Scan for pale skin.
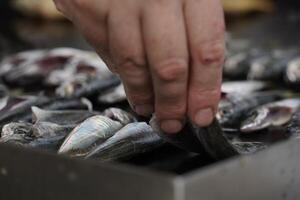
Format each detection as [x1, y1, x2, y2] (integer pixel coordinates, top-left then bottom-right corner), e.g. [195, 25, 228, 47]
[53, 0, 225, 134]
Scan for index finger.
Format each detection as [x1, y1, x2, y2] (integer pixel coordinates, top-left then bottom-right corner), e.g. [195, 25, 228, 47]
[185, 0, 225, 127]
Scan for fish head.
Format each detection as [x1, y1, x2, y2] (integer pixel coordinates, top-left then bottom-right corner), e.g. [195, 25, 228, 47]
[1, 122, 34, 138]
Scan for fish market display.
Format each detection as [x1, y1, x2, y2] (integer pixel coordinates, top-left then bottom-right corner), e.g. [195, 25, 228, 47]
[1, 44, 300, 166]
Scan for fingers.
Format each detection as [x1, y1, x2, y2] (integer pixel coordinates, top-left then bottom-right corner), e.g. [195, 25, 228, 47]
[185, 0, 225, 127]
[108, 1, 154, 116]
[142, 0, 189, 134]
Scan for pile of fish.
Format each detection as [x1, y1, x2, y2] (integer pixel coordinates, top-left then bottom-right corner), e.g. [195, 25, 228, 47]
[0, 45, 300, 164]
[0, 48, 163, 162]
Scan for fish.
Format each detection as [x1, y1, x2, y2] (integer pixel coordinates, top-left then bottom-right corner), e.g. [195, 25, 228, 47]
[248, 49, 298, 81]
[0, 121, 75, 151]
[1, 49, 71, 87]
[0, 50, 46, 78]
[71, 75, 121, 98]
[98, 83, 127, 104]
[285, 108, 300, 139]
[240, 99, 300, 133]
[86, 122, 163, 161]
[150, 116, 238, 160]
[103, 107, 136, 125]
[217, 91, 285, 128]
[285, 57, 300, 88]
[32, 106, 98, 125]
[224, 48, 266, 79]
[221, 80, 270, 94]
[58, 115, 125, 157]
[0, 97, 92, 125]
[232, 142, 267, 154]
[0, 96, 50, 126]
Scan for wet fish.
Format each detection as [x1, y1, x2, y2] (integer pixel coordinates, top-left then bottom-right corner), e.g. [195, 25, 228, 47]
[232, 142, 267, 154]
[2, 49, 71, 87]
[98, 84, 127, 104]
[71, 75, 121, 98]
[221, 81, 269, 94]
[248, 49, 298, 81]
[241, 99, 300, 133]
[285, 57, 300, 87]
[58, 115, 124, 157]
[103, 107, 136, 125]
[217, 91, 285, 128]
[0, 121, 75, 150]
[0, 50, 46, 77]
[224, 49, 265, 79]
[285, 108, 300, 139]
[150, 116, 238, 160]
[86, 122, 163, 161]
[0, 97, 92, 125]
[32, 106, 98, 125]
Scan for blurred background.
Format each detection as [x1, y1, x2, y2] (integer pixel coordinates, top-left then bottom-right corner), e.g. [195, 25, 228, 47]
[0, 0, 300, 58]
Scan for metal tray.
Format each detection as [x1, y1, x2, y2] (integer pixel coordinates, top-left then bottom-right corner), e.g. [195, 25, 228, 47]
[0, 139, 299, 200]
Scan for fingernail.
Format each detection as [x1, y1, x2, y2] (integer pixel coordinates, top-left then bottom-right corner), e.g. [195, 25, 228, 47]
[135, 104, 154, 116]
[195, 108, 214, 127]
[161, 120, 183, 134]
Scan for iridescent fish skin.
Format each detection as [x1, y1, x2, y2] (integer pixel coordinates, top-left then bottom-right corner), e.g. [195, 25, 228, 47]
[241, 99, 300, 133]
[32, 106, 98, 125]
[0, 121, 75, 149]
[58, 115, 124, 157]
[232, 142, 267, 154]
[86, 122, 163, 161]
[221, 81, 269, 94]
[103, 107, 136, 125]
[217, 91, 284, 128]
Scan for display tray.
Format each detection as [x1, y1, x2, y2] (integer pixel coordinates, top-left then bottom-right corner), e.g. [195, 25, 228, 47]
[1, 8, 300, 200]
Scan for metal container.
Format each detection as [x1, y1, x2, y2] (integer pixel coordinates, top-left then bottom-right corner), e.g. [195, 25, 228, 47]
[0, 139, 299, 200]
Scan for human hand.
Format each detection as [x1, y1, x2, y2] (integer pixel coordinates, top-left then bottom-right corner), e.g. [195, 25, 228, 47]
[54, 0, 225, 134]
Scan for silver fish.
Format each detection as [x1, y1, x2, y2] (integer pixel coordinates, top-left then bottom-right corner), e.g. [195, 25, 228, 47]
[86, 122, 163, 161]
[103, 107, 136, 125]
[32, 106, 98, 125]
[98, 84, 126, 104]
[217, 91, 284, 128]
[286, 108, 300, 139]
[58, 115, 124, 157]
[241, 99, 300, 133]
[285, 57, 300, 86]
[224, 49, 265, 79]
[248, 49, 298, 81]
[0, 50, 46, 77]
[221, 81, 269, 94]
[232, 142, 267, 154]
[0, 121, 75, 150]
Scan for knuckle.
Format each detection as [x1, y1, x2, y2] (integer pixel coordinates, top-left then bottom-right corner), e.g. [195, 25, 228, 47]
[117, 57, 147, 79]
[157, 103, 186, 119]
[127, 91, 153, 104]
[189, 87, 221, 107]
[195, 40, 225, 67]
[153, 58, 188, 82]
